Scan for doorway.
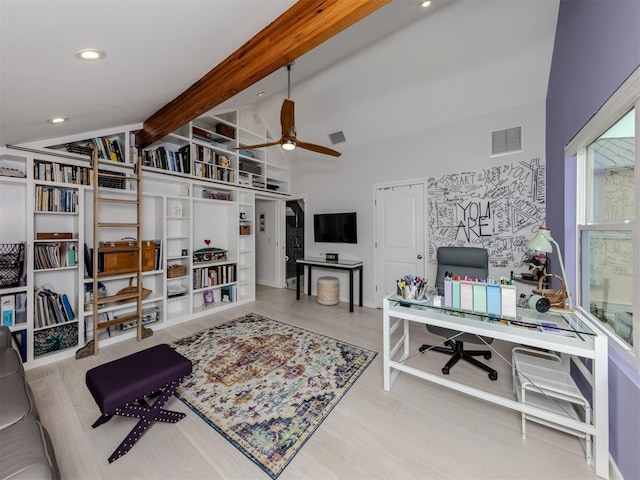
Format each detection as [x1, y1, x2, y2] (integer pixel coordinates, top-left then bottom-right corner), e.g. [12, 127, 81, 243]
[285, 199, 305, 290]
[373, 181, 426, 307]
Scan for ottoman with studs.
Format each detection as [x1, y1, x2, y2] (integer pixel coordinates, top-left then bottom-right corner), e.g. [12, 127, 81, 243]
[85, 344, 192, 463]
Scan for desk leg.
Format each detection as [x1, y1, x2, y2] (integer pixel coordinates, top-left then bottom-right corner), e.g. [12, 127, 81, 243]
[349, 270, 354, 312]
[593, 334, 609, 479]
[359, 266, 363, 307]
[296, 263, 301, 300]
[383, 301, 390, 390]
[307, 266, 312, 296]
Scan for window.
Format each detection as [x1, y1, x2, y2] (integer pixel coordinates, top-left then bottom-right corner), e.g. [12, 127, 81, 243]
[569, 69, 639, 368]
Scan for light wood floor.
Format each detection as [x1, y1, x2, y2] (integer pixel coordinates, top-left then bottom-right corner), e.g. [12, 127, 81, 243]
[26, 285, 598, 480]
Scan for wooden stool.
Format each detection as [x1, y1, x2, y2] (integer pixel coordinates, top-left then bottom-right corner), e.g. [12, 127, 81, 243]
[317, 276, 339, 305]
[85, 344, 192, 463]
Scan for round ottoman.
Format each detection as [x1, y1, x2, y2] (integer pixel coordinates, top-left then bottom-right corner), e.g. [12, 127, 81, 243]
[317, 276, 339, 305]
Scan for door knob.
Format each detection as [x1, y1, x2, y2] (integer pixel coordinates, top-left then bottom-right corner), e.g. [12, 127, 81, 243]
[417, 254, 423, 260]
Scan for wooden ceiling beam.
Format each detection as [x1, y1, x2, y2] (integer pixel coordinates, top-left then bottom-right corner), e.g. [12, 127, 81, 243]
[136, 0, 390, 147]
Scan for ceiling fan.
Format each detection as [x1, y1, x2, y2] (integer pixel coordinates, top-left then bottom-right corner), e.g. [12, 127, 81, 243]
[236, 64, 341, 157]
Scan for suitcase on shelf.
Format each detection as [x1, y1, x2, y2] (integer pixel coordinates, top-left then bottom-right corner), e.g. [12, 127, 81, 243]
[100, 239, 156, 273]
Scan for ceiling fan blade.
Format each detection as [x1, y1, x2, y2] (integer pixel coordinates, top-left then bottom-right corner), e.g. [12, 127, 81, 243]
[234, 140, 281, 150]
[281, 99, 295, 137]
[296, 140, 342, 157]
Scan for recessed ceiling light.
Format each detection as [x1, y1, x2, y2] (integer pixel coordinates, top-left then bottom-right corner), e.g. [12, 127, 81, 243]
[48, 117, 67, 124]
[421, 0, 431, 7]
[75, 48, 106, 61]
[257, 92, 265, 97]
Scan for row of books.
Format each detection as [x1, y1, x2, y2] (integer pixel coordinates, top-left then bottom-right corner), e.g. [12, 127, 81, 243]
[34, 288, 76, 329]
[34, 160, 92, 185]
[140, 145, 191, 174]
[193, 163, 235, 182]
[193, 145, 230, 165]
[87, 137, 126, 163]
[34, 242, 77, 270]
[193, 264, 236, 289]
[34, 186, 79, 212]
[1, 293, 27, 327]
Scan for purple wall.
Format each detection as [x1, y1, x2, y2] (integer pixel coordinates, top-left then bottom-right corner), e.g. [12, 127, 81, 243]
[546, 1, 640, 478]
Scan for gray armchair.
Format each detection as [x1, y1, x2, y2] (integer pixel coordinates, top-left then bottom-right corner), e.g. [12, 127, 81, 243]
[419, 247, 498, 381]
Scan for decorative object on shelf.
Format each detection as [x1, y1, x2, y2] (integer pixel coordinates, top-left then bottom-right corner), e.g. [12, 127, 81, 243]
[527, 227, 573, 310]
[193, 247, 228, 264]
[218, 155, 230, 167]
[117, 278, 151, 302]
[0, 166, 26, 178]
[521, 250, 547, 280]
[167, 264, 187, 278]
[0, 243, 25, 288]
[239, 224, 251, 235]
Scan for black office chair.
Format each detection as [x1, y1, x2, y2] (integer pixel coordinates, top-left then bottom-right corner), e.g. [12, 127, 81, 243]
[419, 247, 498, 381]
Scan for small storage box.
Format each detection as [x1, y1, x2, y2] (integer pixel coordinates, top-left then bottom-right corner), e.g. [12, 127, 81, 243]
[100, 239, 156, 274]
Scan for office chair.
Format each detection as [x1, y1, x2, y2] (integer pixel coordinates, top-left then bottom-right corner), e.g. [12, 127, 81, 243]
[419, 246, 498, 381]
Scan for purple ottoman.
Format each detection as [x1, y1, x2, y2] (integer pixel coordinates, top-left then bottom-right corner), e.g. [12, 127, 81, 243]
[85, 344, 192, 463]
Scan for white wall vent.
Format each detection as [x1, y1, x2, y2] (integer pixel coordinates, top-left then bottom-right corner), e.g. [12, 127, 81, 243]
[491, 126, 522, 156]
[329, 131, 346, 145]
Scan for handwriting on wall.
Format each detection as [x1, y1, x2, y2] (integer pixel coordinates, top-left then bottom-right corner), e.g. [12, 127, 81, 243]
[427, 157, 546, 271]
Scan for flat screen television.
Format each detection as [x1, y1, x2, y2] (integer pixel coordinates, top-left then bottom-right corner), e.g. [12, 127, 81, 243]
[313, 212, 357, 244]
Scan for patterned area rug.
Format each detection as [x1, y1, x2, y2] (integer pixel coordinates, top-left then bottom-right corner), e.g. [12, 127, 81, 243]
[170, 313, 377, 479]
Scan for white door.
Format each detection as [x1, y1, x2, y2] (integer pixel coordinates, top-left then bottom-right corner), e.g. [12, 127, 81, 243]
[374, 182, 426, 307]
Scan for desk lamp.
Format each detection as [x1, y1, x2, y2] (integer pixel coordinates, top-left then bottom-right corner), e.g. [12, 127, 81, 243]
[527, 227, 573, 309]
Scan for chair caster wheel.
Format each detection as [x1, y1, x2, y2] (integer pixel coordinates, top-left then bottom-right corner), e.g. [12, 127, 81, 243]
[483, 352, 492, 360]
[489, 372, 498, 381]
[442, 367, 450, 375]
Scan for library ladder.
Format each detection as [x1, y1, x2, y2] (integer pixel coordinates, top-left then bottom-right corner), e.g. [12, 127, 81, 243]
[89, 148, 145, 355]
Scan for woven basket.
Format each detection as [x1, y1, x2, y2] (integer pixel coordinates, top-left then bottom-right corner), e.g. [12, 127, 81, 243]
[167, 264, 187, 278]
[532, 273, 567, 306]
[117, 278, 151, 301]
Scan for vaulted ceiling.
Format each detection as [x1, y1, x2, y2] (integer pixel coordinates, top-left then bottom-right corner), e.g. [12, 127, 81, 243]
[0, 0, 559, 163]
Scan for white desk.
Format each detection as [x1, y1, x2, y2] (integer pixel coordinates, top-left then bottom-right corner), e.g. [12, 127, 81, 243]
[383, 294, 609, 479]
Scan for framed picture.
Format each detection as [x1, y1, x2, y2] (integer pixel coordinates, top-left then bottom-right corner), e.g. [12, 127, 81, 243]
[203, 290, 214, 306]
[259, 212, 266, 233]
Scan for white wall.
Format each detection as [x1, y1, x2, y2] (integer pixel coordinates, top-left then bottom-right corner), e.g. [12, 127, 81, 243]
[291, 101, 546, 307]
[255, 199, 279, 287]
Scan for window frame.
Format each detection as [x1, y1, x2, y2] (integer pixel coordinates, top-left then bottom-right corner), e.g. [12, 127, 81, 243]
[567, 67, 640, 370]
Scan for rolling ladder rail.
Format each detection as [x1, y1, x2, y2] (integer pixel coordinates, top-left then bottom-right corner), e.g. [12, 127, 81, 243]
[90, 149, 144, 355]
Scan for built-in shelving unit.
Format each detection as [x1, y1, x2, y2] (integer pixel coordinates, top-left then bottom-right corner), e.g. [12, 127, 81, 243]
[1, 105, 289, 367]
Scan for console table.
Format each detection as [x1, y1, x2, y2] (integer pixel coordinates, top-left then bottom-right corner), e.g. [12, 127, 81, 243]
[383, 294, 609, 479]
[296, 258, 363, 312]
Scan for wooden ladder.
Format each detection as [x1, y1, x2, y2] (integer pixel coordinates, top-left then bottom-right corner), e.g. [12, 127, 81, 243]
[89, 148, 145, 355]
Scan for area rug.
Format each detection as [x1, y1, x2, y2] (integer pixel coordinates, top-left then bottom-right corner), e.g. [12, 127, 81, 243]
[170, 313, 377, 479]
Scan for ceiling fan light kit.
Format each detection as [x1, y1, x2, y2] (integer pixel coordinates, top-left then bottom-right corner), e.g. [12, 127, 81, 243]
[235, 64, 341, 157]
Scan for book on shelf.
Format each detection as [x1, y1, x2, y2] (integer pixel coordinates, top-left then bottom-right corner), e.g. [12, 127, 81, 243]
[84, 243, 93, 277]
[1, 294, 15, 327]
[34, 288, 74, 328]
[11, 329, 27, 362]
[14, 293, 27, 325]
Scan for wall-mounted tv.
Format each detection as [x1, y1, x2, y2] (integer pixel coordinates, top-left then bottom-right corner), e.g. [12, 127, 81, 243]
[314, 212, 357, 244]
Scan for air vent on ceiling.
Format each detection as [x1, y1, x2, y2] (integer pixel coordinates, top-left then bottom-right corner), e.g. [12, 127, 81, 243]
[491, 126, 522, 156]
[328, 131, 346, 145]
